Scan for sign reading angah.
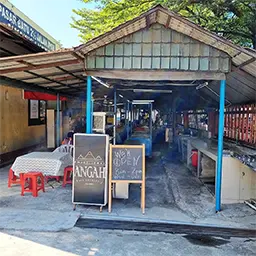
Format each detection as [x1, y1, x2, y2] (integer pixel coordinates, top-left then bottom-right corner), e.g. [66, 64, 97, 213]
[0, 3, 56, 51]
[75, 152, 106, 180]
[72, 134, 109, 206]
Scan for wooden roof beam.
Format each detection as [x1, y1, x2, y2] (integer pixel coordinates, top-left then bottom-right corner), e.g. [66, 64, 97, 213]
[57, 66, 85, 81]
[20, 69, 84, 81]
[0, 48, 74, 62]
[237, 57, 256, 69]
[36, 75, 79, 83]
[145, 15, 151, 29]
[0, 75, 72, 98]
[25, 70, 82, 93]
[165, 16, 171, 28]
[85, 70, 226, 81]
[231, 65, 256, 84]
[25, 70, 76, 89]
[52, 82, 86, 89]
[72, 52, 85, 62]
[17, 60, 36, 68]
[0, 59, 80, 74]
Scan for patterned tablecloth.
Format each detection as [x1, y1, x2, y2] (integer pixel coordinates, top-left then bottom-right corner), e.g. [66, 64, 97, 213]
[11, 152, 73, 176]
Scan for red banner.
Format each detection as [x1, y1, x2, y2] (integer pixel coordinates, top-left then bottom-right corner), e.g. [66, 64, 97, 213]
[24, 91, 67, 101]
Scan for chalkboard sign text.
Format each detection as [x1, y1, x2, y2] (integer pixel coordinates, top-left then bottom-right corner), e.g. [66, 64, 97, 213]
[112, 148, 142, 180]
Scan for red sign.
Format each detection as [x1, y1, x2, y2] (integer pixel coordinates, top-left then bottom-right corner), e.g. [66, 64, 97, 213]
[24, 91, 67, 101]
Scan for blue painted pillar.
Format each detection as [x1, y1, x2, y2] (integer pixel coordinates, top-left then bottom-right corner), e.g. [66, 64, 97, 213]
[124, 100, 127, 139]
[131, 103, 133, 134]
[56, 93, 60, 147]
[149, 103, 152, 140]
[127, 101, 130, 139]
[91, 97, 94, 132]
[113, 87, 117, 145]
[86, 76, 92, 133]
[216, 80, 226, 212]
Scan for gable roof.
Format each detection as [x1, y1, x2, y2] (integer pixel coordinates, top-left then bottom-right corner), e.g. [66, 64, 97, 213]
[0, 5, 255, 106]
[75, 4, 256, 78]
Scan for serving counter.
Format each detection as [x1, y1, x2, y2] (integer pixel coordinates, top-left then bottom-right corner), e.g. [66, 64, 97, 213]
[178, 136, 256, 204]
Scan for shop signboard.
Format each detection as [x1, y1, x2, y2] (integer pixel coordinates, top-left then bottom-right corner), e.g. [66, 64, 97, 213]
[0, 3, 56, 51]
[72, 134, 109, 206]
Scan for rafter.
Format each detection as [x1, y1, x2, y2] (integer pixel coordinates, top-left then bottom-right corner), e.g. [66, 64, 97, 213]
[0, 59, 80, 74]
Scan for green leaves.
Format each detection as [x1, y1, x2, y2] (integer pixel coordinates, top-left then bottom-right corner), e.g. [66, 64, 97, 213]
[71, 0, 256, 48]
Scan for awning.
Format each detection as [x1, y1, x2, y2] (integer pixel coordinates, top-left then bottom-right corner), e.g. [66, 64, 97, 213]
[24, 91, 67, 101]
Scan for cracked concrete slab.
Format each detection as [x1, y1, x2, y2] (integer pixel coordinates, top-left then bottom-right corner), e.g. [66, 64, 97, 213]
[0, 208, 80, 232]
[1, 227, 256, 256]
[0, 146, 255, 231]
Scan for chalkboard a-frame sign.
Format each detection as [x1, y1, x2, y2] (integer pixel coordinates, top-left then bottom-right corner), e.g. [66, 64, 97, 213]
[72, 133, 109, 207]
[109, 144, 146, 214]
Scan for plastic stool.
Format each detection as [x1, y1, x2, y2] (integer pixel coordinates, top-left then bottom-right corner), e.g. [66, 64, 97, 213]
[62, 166, 73, 187]
[8, 169, 21, 187]
[20, 172, 45, 197]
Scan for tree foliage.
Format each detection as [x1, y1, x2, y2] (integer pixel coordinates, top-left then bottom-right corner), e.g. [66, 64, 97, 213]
[71, 0, 256, 48]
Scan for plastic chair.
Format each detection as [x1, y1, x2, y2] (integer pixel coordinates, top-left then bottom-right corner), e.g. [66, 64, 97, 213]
[53, 145, 74, 157]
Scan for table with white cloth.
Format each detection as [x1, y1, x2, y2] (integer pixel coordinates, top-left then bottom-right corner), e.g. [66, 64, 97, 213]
[11, 152, 73, 177]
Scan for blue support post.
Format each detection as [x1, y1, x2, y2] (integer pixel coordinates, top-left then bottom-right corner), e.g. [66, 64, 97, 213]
[124, 100, 127, 139]
[91, 98, 94, 132]
[131, 103, 133, 134]
[56, 93, 60, 147]
[216, 80, 226, 212]
[127, 101, 130, 139]
[113, 87, 117, 145]
[86, 76, 92, 133]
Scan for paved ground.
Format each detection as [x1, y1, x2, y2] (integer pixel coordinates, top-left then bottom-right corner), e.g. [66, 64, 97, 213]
[0, 146, 255, 230]
[1, 227, 256, 256]
[1, 147, 255, 255]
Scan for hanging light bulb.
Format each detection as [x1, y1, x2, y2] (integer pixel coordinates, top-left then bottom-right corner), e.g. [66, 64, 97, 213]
[103, 95, 108, 105]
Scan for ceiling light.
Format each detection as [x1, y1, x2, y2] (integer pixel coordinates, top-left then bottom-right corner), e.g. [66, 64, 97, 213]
[119, 94, 124, 98]
[132, 100, 154, 104]
[133, 89, 172, 93]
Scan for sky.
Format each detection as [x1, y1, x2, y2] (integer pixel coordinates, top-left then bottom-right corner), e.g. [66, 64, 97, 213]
[8, 0, 96, 48]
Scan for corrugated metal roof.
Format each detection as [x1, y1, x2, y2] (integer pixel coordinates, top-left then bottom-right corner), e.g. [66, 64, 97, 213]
[0, 49, 86, 96]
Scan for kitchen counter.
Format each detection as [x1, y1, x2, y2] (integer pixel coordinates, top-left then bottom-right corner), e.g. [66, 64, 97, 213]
[190, 138, 218, 161]
[177, 136, 256, 204]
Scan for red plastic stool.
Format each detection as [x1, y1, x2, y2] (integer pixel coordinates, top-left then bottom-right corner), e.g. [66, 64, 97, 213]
[8, 169, 21, 188]
[62, 166, 73, 187]
[20, 172, 45, 197]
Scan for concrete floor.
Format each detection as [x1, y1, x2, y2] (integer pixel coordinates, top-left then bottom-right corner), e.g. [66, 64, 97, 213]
[1, 147, 256, 255]
[0, 147, 255, 232]
[1, 227, 255, 256]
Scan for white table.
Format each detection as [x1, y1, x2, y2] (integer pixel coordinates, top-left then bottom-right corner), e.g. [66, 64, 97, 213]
[11, 152, 73, 177]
